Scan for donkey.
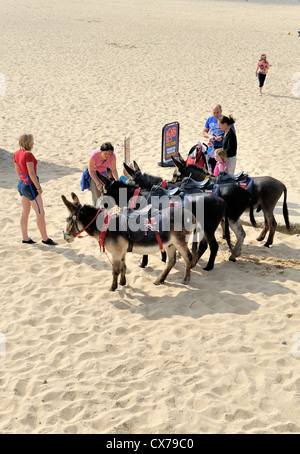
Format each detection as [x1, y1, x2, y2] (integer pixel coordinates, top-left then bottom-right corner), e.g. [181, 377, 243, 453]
[172, 152, 290, 248]
[97, 169, 232, 271]
[123, 161, 255, 261]
[62, 193, 196, 291]
[123, 161, 179, 191]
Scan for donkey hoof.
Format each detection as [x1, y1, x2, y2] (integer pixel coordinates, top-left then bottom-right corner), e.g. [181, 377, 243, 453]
[120, 279, 126, 286]
[229, 255, 236, 262]
[264, 243, 270, 248]
[110, 287, 117, 292]
[203, 265, 213, 271]
[154, 279, 163, 285]
[182, 277, 190, 285]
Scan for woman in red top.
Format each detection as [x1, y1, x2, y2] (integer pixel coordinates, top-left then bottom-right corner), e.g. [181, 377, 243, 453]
[14, 134, 57, 245]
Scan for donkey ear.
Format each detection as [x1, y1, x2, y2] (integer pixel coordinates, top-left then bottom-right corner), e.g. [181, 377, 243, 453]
[96, 170, 110, 186]
[123, 163, 135, 177]
[61, 195, 77, 214]
[71, 192, 80, 205]
[171, 155, 185, 170]
[177, 152, 186, 164]
[106, 168, 115, 180]
[133, 161, 140, 172]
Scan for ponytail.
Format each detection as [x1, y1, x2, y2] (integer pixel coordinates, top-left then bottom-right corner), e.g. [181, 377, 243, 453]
[219, 115, 235, 126]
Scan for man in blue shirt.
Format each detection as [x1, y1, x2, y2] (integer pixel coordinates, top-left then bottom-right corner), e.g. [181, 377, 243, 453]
[202, 104, 235, 171]
[202, 104, 225, 148]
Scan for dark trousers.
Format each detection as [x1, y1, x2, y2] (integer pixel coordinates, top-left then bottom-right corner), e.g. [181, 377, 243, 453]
[258, 73, 266, 87]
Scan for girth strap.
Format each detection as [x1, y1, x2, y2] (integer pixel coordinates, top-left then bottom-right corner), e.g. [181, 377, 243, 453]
[146, 217, 163, 251]
[98, 211, 112, 252]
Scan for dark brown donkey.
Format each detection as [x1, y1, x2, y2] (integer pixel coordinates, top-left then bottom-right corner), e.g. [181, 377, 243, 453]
[172, 152, 290, 248]
[62, 193, 196, 291]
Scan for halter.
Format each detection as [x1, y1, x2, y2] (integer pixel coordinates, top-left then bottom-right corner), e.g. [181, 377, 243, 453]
[63, 205, 101, 241]
[63, 205, 114, 264]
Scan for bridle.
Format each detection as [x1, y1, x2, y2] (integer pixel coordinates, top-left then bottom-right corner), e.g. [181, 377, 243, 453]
[63, 205, 101, 241]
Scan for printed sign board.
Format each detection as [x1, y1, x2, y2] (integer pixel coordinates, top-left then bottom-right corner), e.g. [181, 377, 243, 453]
[158, 121, 179, 167]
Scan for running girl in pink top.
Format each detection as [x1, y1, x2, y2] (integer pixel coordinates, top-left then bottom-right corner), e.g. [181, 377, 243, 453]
[256, 53, 270, 96]
[88, 142, 119, 206]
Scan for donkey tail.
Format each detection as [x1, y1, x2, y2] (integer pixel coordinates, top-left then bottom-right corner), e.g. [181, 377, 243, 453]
[249, 198, 257, 228]
[282, 185, 291, 231]
[224, 205, 232, 252]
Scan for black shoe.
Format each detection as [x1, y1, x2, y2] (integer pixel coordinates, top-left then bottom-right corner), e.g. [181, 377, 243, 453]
[42, 238, 57, 245]
[22, 238, 36, 244]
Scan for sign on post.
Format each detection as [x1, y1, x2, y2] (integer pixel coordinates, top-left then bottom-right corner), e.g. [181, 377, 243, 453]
[158, 121, 179, 167]
[124, 136, 130, 164]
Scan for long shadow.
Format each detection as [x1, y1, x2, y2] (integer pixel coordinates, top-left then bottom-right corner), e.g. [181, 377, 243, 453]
[266, 94, 300, 101]
[29, 233, 299, 320]
[0, 148, 82, 189]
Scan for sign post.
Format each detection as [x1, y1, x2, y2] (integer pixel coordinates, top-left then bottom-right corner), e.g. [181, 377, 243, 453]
[124, 136, 130, 164]
[158, 121, 179, 167]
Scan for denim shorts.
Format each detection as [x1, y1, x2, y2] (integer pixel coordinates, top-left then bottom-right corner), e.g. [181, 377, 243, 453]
[18, 178, 39, 201]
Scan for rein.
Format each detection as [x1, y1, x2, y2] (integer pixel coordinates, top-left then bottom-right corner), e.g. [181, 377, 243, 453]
[73, 207, 101, 239]
[68, 205, 114, 266]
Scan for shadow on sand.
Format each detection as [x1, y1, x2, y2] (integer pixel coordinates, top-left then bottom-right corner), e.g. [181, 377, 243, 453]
[0, 148, 82, 189]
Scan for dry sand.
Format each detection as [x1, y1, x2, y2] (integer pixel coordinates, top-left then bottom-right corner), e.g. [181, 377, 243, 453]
[1, 0, 300, 434]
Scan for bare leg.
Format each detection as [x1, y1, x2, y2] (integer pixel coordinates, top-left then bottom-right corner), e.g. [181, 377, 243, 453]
[89, 179, 102, 207]
[20, 196, 31, 241]
[30, 195, 48, 241]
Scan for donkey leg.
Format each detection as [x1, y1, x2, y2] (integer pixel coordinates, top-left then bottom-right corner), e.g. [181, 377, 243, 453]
[197, 238, 208, 261]
[256, 214, 269, 242]
[264, 214, 277, 247]
[139, 255, 148, 268]
[228, 220, 246, 261]
[220, 219, 226, 239]
[110, 258, 124, 291]
[176, 245, 192, 284]
[191, 240, 199, 268]
[154, 245, 176, 285]
[110, 263, 120, 291]
[203, 236, 218, 271]
[119, 255, 127, 286]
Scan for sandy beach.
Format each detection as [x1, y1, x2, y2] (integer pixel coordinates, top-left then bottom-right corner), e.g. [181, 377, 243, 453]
[1, 0, 300, 434]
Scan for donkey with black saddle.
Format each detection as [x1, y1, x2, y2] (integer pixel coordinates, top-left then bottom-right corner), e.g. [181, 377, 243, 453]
[62, 193, 196, 291]
[172, 152, 290, 248]
[124, 160, 255, 261]
[97, 169, 232, 271]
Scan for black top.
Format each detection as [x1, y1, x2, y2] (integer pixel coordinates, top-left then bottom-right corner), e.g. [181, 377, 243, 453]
[223, 129, 237, 158]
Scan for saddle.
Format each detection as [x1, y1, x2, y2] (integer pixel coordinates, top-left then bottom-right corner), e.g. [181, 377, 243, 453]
[216, 171, 248, 184]
[179, 176, 213, 193]
[118, 205, 161, 245]
[150, 184, 182, 198]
